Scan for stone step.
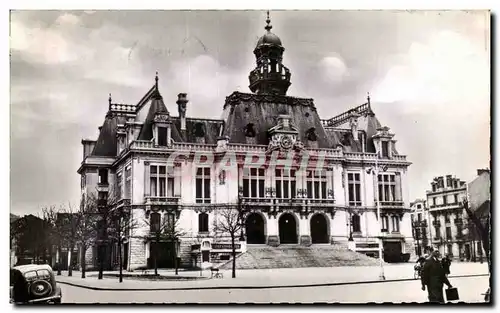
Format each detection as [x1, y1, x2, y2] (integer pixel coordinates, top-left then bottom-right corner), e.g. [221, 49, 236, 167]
[219, 244, 381, 270]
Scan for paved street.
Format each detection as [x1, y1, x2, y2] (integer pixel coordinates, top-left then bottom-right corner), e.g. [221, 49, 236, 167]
[56, 262, 489, 290]
[60, 275, 489, 303]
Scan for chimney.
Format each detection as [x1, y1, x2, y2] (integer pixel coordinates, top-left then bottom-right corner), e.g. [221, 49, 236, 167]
[477, 169, 490, 176]
[177, 93, 188, 131]
[349, 112, 360, 141]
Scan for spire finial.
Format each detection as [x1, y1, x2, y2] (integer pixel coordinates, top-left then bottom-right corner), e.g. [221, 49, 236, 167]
[108, 93, 112, 104]
[367, 92, 371, 105]
[155, 71, 159, 88]
[265, 10, 272, 31]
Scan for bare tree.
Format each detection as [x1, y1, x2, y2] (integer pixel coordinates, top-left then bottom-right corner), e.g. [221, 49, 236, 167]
[42, 206, 67, 275]
[76, 194, 100, 279]
[143, 212, 185, 276]
[462, 199, 490, 263]
[57, 204, 81, 277]
[108, 207, 138, 283]
[212, 205, 244, 278]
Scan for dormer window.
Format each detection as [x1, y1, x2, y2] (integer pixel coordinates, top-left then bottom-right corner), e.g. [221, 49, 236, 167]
[245, 123, 256, 137]
[306, 127, 317, 141]
[381, 141, 389, 158]
[194, 123, 205, 138]
[157, 127, 168, 146]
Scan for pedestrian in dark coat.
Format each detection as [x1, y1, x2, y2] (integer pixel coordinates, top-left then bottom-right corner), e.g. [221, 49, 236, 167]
[441, 255, 451, 276]
[421, 249, 453, 303]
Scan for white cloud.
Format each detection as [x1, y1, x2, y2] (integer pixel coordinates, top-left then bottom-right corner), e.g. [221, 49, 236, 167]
[373, 30, 489, 117]
[318, 55, 348, 84]
[10, 20, 80, 64]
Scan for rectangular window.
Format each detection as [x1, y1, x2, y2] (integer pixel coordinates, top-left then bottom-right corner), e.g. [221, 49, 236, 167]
[446, 227, 452, 240]
[417, 213, 422, 222]
[378, 174, 396, 202]
[306, 170, 327, 199]
[98, 169, 108, 185]
[443, 196, 447, 205]
[435, 227, 440, 239]
[391, 216, 400, 232]
[381, 216, 389, 232]
[116, 172, 122, 199]
[157, 127, 168, 146]
[432, 197, 436, 206]
[348, 173, 361, 206]
[124, 166, 132, 199]
[445, 213, 450, 223]
[243, 168, 266, 198]
[381, 141, 389, 158]
[150, 165, 175, 198]
[275, 169, 296, 199]
[196, 168, 211, 203]
[454, 194, 458, 204]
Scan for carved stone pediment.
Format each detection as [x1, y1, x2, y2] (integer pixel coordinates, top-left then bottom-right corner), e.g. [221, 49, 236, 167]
[267, 115, 304, 153]
[154, 113, 170, 123]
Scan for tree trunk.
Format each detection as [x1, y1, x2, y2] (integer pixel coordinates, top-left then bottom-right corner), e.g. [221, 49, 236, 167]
[118, 236, 123, 283]
[81, 245, 87, 279]
[154, 234, 159, 276]
[56, 244, 62, 275]
[68, 245, 74, 277]
[98, 244, 104, 280]
[231, 234, 236, 278]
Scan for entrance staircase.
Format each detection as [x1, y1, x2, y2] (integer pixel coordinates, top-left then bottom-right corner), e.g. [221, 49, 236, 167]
[219, 243, 381, 270]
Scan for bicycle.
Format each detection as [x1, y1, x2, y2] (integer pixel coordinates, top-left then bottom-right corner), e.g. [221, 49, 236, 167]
[414, 264, 422, 280]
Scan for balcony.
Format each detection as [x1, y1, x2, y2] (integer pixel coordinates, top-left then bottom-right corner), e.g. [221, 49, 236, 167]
[241, 197, 272, 206]
[145, 196, 180, 206]
[377, 201, 404, 208]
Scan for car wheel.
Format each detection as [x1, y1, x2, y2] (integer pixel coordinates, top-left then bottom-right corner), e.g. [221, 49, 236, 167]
[30, 280, 52, 298]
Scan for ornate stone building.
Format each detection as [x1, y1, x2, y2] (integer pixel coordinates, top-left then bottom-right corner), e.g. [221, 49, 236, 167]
[426, 175, 468, 259]
[78, 13, 413, 271]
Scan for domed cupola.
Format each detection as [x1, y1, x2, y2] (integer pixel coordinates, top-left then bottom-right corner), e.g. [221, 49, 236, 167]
[249, 11, 291, 96]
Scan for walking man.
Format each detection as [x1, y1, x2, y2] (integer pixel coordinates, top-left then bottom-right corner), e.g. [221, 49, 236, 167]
[421, 247, 453, 303]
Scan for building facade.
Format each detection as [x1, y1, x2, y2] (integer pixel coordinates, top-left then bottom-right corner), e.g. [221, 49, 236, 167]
[426, 175, 468, 259]
[78, 14, 413, 271]
[409, 199, 429, 256]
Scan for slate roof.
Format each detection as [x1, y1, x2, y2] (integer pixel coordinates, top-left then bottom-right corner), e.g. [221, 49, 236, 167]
[91, 114, 127, 157]
[170, 117, 223, 144]
[221, 92, 331, 148]
[137, 91, 170, 141]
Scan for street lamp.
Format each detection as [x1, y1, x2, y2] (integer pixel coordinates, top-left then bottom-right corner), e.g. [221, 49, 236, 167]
[366, 158, 388, 281]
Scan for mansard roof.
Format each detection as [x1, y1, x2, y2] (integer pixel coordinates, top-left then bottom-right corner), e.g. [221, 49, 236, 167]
[91, 114, 127, 157]
[221, 92, 331, 148]
[170, 117, 223, 144]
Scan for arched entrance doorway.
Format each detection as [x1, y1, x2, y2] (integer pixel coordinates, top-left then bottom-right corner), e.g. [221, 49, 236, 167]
[310, 214, 329, 244]
[279, 213, 298, 244]
[245, 213, 266, 244]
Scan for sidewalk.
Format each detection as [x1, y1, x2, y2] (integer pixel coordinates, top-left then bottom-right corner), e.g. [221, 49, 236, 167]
[56, 262, 490, 291]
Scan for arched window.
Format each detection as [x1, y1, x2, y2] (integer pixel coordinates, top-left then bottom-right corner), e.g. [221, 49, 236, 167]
[150, 212, 161, 233]
[306, 127, 317, 141]
[194, 123, 205, 138]
[352, 214, 361, 233]
[198, 213, 209, 233]
[245, 123, 256, 137]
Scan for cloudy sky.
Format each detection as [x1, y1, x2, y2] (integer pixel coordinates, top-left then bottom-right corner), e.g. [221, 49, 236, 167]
[10, 10, 490, 215]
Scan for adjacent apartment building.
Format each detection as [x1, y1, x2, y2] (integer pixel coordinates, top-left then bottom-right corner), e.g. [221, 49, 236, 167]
[426, 175, 468, 259]
[78, 13, 413, 271]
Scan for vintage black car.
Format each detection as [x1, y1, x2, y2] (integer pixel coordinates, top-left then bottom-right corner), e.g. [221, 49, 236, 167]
[10, 264, 62, 304]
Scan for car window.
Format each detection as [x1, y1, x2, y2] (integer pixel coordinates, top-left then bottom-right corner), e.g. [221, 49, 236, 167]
[24, 271, 37, 279]
[37, 269, 50, 277]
